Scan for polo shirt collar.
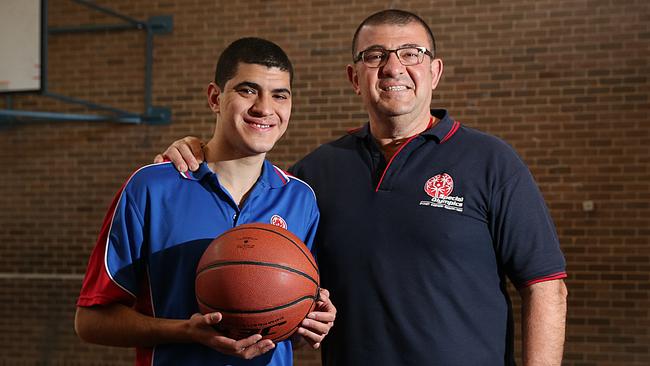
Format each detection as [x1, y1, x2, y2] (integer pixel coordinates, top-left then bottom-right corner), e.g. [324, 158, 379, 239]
[180, 160, 287, 189]
[348, 109, 455, 143]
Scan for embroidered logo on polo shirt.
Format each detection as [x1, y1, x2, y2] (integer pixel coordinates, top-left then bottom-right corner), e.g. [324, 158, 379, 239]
[420, 173, 465, 212]
[425, 173, 454, 197]
[270, 214, 288, 229]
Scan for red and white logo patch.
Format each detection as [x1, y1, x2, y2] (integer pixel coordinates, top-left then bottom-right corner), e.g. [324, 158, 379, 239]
[270, 214, 287, 229]
[424, 173, 454, 198]
[420, 173, 464, 212]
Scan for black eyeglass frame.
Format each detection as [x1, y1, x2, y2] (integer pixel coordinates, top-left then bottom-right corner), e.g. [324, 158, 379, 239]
[353, 46, 434, 67]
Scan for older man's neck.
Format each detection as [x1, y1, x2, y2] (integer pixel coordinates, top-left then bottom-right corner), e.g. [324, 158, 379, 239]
[370, 114, 436, 160]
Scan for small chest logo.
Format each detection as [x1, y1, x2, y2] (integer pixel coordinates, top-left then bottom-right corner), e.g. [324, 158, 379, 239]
[420, 173, 465, 212]
[270, 214, 287, 229]
[424, 173, 454, 198]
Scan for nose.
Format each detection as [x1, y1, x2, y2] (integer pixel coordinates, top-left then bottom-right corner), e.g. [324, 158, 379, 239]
[380, 51, 405, 77]
[249, 94, 273, 117]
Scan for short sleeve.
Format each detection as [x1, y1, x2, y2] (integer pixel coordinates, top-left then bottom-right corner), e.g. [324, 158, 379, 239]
[77, 182, 145, 307]
[302, 200, 320, 253]
[489, 167, 567, 288]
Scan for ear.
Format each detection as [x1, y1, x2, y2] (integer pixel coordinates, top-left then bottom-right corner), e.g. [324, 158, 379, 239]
[430, 58, 444, 90]
[207, 83, 222, 113]
[346, 64, 362, 95]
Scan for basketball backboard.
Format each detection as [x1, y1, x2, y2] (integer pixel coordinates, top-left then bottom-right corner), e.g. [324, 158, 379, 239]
[0, 0, 43, 93]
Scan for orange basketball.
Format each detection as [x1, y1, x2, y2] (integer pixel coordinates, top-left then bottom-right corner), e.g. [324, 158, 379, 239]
[195, 223, 320, 342]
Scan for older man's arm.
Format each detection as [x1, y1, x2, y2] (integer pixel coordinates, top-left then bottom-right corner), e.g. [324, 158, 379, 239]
[519, 279, 568, 366]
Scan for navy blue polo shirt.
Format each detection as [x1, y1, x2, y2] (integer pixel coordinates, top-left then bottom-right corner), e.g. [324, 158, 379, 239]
[78, 160, 319, 366]
[291, 109, 566, 366]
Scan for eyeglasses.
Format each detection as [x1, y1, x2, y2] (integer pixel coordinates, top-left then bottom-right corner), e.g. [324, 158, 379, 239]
[353, 46, 434, 68]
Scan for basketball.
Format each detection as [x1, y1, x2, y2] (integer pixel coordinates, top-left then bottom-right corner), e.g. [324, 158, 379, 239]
[195, 223, 320, 342]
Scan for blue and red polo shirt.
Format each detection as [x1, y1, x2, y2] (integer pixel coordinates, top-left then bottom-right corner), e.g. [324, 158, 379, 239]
[291, 109, 566, 366]
[77, 160, 319, 366]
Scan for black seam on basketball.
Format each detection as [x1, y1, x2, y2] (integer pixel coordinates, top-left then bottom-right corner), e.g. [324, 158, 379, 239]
[216, 226, 319, 273]
[197, 295, 316, 314]
[197, 261, 318, 286]
[272, 299, 318, 342]
[270, 323, 300, 342]
[269, 297, 316, 341]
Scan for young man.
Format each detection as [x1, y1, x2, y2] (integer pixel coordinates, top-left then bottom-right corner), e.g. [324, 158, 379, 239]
[75, 37, 335, 366]
[158, 9, 568, 366]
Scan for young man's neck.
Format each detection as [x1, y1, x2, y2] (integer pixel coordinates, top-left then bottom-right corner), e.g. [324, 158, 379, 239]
[202, 139, 265, 207]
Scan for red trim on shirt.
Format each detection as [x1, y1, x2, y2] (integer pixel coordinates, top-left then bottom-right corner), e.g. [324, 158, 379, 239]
[375, 117, 434, 192]
[273, 167, 288, 184]
[374, 117, 433, 192]
[367, 118, 461, 191]
[77, 184, 136, 307]
[440, 121, 460, 143]
[521, 272, 567, 288]
[347, 126, 364, 134]
[375, 134, 419, 192]
[136, 348, 153, 366]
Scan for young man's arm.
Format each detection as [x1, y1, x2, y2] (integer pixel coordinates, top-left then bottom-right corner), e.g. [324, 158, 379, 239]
[519, 279, 568, 366]
[75, 304, 275, 359]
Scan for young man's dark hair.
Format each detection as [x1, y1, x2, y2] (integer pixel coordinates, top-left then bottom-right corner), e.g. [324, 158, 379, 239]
[215, 37, 294, 89]
[351, 9, 437, 57]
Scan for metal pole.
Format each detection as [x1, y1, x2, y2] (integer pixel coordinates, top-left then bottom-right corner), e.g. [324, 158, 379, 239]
[70, 0, 144, 28]
[43, 91, 140, 118]
[0, 109, 141, 123]
[49, 24, 139, 34]
[144, 25, 153, 115]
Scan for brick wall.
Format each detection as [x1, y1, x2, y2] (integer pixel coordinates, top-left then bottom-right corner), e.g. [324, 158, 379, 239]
[0, 0, 648, 365]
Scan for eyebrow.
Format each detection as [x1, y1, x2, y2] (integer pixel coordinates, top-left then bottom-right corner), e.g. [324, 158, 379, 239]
[362, 43, 423, 50]
[233, 81, 291, 95]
